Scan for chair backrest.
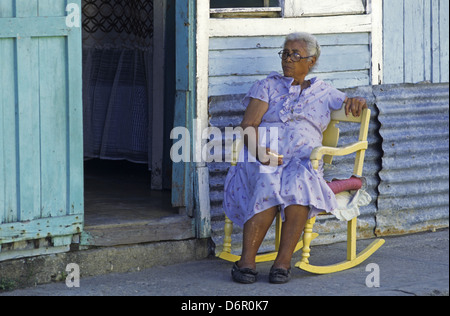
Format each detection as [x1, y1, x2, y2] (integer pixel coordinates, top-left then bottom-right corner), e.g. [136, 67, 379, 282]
[323, 107, 371, 175]
[231, 107, 371, 174]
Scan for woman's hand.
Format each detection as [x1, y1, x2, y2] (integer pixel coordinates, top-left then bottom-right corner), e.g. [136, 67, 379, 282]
[344, 97, 368, 117]
[258, 147, 284, 166]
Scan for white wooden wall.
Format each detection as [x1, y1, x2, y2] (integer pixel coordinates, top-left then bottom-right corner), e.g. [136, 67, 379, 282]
[209, 33, 372, 96]
[205, 1, 382, 97]
[383, 0, 449, 84]
[205, 0, 449, 96]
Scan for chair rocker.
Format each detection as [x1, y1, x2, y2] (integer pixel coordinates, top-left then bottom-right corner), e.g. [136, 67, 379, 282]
[218, 107, 385, 274]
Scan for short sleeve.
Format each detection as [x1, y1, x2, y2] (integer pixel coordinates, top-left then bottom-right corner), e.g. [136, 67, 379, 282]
[327, 86, 347, 111]
[242, 79, 270, 107]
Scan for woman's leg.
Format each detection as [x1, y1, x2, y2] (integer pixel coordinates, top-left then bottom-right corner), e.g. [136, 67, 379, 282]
[238, 206, 278, 270]
[273, 205, 309, 270]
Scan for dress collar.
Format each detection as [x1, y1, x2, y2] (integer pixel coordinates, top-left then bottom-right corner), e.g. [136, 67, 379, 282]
[268, 71, 318, 91]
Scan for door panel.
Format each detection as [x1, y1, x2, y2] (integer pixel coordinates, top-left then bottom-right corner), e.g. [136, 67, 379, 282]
[0, 0, 83, 259]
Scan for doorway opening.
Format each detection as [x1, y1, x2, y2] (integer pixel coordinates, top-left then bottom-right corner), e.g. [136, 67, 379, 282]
[83, 159, 176, 227]
[81, 0, 181, 245]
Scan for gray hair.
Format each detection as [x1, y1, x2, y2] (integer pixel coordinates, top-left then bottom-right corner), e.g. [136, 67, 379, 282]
[284, 32, 321, 61]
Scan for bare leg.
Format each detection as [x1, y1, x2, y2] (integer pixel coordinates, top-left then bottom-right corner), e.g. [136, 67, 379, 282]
[273, 205, 309, 270]
[238, 206, 278, 270]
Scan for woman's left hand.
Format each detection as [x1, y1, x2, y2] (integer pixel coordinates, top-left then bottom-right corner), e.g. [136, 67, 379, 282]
[344, 97, 368, 117]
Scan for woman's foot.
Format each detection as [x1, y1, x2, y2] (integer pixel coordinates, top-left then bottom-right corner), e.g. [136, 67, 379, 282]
[231, 261, 258, 284]
[269, 265, 291, 284]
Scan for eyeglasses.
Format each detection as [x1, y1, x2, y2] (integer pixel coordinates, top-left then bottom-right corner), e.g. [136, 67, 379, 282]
[278, 50, 314, 62]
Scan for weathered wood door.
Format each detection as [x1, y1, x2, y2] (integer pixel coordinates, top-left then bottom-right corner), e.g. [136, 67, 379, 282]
[0, 0, 83, 260]
[172, 0, 196, 215]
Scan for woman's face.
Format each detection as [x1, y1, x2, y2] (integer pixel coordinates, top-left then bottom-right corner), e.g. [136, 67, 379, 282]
[281, 40, 316, 84]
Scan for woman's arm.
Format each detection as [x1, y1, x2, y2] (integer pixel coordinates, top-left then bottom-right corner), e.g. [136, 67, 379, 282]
[240, 98, 283, 166]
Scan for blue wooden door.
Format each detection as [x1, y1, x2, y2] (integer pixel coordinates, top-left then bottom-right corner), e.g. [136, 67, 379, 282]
[0, 0, 83, 260]
[172, 0, 196, 215]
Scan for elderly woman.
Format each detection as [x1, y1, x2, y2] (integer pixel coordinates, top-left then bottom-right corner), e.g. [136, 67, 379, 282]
[223, 32, 367, 284]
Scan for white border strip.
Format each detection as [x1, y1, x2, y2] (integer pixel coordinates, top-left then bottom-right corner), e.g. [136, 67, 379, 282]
[370, 0, 383, 85]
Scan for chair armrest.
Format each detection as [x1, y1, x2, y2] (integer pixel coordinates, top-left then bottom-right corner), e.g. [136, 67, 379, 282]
[310, 141, 368, 170]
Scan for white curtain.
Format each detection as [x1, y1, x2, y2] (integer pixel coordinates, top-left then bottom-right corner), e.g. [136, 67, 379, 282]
[82, 0, 154, 164]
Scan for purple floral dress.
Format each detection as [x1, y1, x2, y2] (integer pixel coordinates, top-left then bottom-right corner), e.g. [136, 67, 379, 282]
[223, 72, 347, 227]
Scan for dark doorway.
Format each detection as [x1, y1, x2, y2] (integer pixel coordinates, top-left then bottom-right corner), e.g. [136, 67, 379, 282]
[81, 0, 180, 244]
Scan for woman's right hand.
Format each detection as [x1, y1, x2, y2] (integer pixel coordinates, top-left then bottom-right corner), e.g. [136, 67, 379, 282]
[257, 147, 283, 166]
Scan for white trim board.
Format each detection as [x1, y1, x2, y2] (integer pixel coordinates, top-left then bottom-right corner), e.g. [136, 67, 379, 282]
[210, 14, 372, 37]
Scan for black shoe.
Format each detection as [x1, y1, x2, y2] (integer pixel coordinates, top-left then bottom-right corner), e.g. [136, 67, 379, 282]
[231, 261, 258, 284]
[269, 266, 291, 284]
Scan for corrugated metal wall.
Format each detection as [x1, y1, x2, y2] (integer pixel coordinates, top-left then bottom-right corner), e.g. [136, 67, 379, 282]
[208, 83, 449, 255]
[375, 83, 449, 235]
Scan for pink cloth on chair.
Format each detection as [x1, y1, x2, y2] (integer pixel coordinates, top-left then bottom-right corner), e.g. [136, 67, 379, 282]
[327, 177, 363, 194]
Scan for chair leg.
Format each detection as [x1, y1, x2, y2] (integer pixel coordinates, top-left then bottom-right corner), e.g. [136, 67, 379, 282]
[301, 216, 316, 264]
[219, 213, 319, 263]
[275, 212, 282, 252]
[347, 217, 357, 261]
[296, 215, 385, 274]
[223, 216, 233, 254]
[218, 216, 243, 262]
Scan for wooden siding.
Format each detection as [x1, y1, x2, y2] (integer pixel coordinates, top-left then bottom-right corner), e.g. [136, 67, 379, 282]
[209, 33, 371, 96]
[0, 0, 83, 258]
[383, 0, 449, 84]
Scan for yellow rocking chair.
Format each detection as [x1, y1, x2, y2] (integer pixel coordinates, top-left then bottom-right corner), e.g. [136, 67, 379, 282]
[218, 107, 385, 274]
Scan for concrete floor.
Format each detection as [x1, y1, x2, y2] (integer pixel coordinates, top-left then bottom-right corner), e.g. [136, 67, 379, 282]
[3, 229, 448, 296]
